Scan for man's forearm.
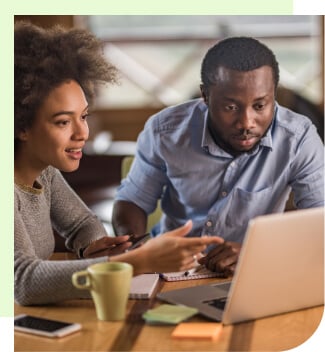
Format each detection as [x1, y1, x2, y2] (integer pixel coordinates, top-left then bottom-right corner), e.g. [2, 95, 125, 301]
[112, 200, 147, 236]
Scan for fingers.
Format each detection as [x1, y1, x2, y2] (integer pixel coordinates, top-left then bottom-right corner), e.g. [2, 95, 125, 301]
[206, 252, 237, 273]
[200, 236, 225, 246]
[176, 235, 224, 253]
[83, 235, 130, 257]
[197, 256, 206, 265]
[200, 241, 241, 277]
[84, 242, 133, 258]
[164, 220, 193, 238]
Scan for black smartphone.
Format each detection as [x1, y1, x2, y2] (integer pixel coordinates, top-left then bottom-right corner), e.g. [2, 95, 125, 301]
[129, 233, 151, 250]
[14, 314, 82, 338]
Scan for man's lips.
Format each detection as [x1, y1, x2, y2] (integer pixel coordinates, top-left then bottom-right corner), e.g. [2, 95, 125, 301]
[232, 133, 259, 140]
[231, 134, 259, 147]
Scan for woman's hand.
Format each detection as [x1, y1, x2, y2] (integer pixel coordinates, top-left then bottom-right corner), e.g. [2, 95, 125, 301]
[110, 220, 224, 275]
[82, 235, 132, 258]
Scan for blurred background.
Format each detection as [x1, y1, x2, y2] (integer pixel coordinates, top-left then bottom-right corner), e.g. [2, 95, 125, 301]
[15, 15, 324, 240]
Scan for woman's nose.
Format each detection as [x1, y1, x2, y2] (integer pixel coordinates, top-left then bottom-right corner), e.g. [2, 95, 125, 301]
[72, 121, 89, 141]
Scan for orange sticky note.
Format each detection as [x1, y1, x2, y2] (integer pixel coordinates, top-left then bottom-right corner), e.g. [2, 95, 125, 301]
[171, 322, 222, 340]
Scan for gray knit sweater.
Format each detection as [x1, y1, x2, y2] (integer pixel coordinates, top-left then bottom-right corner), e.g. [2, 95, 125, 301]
[14, 166, 108, 305]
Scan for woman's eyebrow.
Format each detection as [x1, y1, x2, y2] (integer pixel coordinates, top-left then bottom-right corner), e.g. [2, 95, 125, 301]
[51, 110, 74, 118]
[51, 105, 89, 118]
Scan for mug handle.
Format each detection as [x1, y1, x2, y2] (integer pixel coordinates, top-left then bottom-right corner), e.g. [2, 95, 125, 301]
[72, 270, 92, 289]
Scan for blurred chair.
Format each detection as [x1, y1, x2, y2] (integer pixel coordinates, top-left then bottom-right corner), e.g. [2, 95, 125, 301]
[121, 156, 162, 233]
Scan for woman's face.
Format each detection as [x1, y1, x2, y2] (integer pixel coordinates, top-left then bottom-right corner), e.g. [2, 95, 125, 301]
[18, 80, 90, 173]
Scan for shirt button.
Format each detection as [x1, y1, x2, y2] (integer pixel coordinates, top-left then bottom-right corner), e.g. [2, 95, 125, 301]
[206, 220, 213, 227]
[221, 191, 227, 197]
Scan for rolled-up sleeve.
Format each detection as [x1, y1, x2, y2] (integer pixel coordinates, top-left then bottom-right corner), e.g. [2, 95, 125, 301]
[116, 117, 168, 214]
[289, 123, 324, 208]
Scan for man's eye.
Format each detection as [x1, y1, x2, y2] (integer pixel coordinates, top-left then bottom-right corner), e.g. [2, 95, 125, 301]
[225, 105, 238, 111]
[255, 104, 265, 110]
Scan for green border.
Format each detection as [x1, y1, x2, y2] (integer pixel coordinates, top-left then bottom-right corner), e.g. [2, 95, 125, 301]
[10, 1, 293, 15]
[0, 10, 14, 317]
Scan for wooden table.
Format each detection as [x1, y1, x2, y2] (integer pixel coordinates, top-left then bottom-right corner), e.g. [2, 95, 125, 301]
[14, 254, 323, 351]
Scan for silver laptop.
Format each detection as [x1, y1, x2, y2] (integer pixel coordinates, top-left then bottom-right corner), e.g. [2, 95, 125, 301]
[158, 207, 324, 325]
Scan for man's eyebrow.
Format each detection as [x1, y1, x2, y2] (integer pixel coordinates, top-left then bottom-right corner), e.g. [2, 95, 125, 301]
[222, 95, 269, 102]
[253, 94, 269, 101]
[221, 97, 238, 103]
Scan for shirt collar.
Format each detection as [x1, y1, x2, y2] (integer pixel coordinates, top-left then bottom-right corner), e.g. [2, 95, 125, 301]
[259, 103, 278, 150]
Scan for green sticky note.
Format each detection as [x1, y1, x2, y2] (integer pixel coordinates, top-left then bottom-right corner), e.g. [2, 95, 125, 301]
[143, 304, 198, 324]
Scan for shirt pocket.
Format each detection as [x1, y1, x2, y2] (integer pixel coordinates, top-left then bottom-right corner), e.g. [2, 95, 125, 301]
[225, 186, 273, 227]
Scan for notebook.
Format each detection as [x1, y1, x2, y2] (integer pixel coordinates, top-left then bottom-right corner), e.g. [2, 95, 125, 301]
[129, 273, 160, 299]
[158, 207, 324, 325]
[160, 265, 219, 282]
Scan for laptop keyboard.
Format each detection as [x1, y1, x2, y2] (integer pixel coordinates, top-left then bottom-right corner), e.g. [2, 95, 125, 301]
[203, 282, 232, 310]
[204, 297, 227, 310]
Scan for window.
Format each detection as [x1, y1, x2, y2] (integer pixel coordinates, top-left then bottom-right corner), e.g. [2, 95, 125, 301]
[76, 15, 322, 109]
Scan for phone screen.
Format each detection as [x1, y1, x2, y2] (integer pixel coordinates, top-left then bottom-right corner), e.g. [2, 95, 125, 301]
[15, 315, 72, 332]
[129, 233, 150, 250]
[14, 315, 81, 337]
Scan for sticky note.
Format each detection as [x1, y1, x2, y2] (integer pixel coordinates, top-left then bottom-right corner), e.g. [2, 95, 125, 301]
[171, 322, 222, 340]
[142, 304, 198, 324]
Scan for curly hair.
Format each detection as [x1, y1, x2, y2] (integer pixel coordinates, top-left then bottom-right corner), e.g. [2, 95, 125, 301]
[15, 21, 117, 143]
[201, 36, 279, 90]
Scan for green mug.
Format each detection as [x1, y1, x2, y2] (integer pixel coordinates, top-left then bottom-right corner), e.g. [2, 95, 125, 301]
[72, 262, 133, 321]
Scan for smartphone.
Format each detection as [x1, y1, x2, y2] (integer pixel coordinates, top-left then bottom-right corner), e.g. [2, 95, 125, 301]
[129, 233, 151, 250]
[14, 314, 82, 338]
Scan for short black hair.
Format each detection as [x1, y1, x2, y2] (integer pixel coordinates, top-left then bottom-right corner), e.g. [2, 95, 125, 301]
[15, 21, 117, 143]
[201, 37, 279, 89]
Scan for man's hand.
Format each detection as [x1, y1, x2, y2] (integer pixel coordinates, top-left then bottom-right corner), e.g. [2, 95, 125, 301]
[198, 241, 242, 277]
[82, 236, 132, 258]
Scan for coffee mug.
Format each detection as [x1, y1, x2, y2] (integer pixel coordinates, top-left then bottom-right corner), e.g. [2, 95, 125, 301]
[72, 262, 133, 321]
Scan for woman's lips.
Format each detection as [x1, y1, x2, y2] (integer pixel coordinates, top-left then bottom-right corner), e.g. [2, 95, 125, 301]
[65, 148, 83, 160]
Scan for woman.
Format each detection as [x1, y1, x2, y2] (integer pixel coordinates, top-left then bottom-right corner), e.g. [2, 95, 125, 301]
[14, 22, 222, 305]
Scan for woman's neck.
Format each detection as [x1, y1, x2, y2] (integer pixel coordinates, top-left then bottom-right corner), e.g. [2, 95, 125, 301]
[14, 156, 42, 188]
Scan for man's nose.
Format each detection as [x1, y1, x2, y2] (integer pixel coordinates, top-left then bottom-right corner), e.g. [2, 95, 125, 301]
[235, 108, 256, 130]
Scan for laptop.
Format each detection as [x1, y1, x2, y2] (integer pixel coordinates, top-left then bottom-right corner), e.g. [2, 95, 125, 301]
[158, 207, 324, 325]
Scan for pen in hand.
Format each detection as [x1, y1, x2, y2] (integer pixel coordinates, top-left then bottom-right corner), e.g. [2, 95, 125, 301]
[184, 264, 205, 276]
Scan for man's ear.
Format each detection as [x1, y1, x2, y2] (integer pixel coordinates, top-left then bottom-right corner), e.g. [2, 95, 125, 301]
[200, 84, 208, 105]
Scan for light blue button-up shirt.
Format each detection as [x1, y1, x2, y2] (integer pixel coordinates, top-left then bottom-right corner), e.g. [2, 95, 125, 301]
[116, 99, 324, 243]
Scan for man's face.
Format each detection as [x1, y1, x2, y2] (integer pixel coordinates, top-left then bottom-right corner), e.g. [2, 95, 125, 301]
[201, 66, 276, 156]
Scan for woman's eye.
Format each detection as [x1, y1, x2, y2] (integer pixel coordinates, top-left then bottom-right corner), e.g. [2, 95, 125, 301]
[56, 120, 69, 126]
[81, 113, 91, 121]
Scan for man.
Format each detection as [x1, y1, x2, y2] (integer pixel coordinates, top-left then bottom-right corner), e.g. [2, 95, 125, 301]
[112, 37, 324, 276]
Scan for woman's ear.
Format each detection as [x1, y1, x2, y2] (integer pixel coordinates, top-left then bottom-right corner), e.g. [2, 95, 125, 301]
[200, 84, 209, 105]
[18, 129, 29, 141]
